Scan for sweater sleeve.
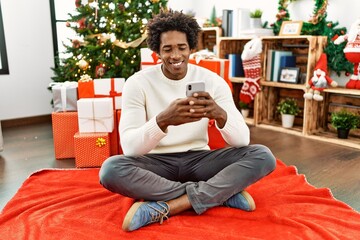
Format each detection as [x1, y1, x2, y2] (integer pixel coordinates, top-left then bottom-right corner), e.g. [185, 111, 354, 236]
[119, 76, 166, 156]
[213, 75, 250, 147]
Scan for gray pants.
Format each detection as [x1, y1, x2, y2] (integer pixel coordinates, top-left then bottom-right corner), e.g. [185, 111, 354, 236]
[99, 144, 276, 214]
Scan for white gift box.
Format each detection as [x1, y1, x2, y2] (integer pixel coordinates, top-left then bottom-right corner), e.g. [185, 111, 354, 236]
[140, 48, 161, 69]
[50, 81, 78, 112]
[93, 78, 125, 109]
[77, 98, 114, 133]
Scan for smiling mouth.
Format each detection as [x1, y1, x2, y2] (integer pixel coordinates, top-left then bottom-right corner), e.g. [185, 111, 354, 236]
[171, 61, 183, 67]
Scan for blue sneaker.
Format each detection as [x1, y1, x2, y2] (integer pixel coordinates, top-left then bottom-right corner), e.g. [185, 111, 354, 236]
[223, 190, 256, 211]
[122, 201, 170, 232]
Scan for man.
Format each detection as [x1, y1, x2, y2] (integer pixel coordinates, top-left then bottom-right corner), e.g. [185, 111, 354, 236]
[99, 9, 276, 232]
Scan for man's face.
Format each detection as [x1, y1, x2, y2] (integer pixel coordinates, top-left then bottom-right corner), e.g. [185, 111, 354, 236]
[158, 31, 191, 80]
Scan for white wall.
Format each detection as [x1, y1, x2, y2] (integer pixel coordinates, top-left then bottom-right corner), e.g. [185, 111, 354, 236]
[0, 0, 54, 120]
[0, 0, 359, 120]
[169, 0, 357, 31]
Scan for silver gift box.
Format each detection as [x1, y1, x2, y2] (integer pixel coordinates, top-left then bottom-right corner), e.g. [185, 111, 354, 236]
[51, 82, 78, 112]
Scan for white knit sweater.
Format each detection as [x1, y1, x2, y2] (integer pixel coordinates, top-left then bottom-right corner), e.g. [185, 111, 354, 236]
[119, 63, 249, 156]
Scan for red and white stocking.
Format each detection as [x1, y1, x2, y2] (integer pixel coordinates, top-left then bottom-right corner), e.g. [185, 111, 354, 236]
[240, 55, 261, 104]
[342, 32, 360, 89]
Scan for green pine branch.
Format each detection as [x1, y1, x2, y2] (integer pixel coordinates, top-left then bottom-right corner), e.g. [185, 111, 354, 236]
[52, 0, 168, 83]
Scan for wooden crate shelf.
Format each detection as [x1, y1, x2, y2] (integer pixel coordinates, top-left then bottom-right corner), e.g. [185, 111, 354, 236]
[221, 36, 360, 150]
[260, 81, 306, 90]
[197, 27, 222, 53]
[308, 131, 360, 150]
[324, 87, 360, 96]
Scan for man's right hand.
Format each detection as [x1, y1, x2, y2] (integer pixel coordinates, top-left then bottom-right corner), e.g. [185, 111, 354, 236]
[156, 95, 207, 132]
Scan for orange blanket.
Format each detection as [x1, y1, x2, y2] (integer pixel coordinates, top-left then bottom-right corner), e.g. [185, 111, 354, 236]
[1, 160, 359, 239]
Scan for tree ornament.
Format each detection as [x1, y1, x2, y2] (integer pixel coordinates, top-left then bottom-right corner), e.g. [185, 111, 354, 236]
[118, 3, 125, 11]
[115, 58, 121, 66]
[87, 22, 95, 30]
[78, 59, 89, 71]
[78, 18, 86, 29]
[72, 39, 81, 48]
[96, 64, 106, 78]
[150, 0, 160, 3]
[75, 0, 81, 7]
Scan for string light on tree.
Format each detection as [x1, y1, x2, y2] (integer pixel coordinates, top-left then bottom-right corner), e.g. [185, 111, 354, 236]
[51, 0, 168, 83]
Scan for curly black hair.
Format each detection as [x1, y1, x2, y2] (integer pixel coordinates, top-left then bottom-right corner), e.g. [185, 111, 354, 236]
[146, 9, 201, 53]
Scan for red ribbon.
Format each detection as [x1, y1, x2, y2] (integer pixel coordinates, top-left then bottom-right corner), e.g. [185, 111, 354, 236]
[94, 78, 122, 109]
[151, 51, 159, 63]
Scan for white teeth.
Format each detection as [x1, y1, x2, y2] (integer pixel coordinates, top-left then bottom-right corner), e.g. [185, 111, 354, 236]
[173, 62, 182, 66]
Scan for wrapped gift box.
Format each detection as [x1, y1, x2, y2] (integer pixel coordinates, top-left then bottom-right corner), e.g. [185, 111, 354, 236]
[189, 58, 232, 91]
[94, 78, 124, 109]
[77, 98, 114, 133]
[52, 112, 79, 159]
[78, 78, 124, 109]
[50, 82, 78, 112]
[74, 132, 110, 168]
[208, 119, 226, 150]
[140, 48, 161, 69]
[109, 110, 119, 156]
[78, 81, 94, 99]
[116, 109, 123, 154]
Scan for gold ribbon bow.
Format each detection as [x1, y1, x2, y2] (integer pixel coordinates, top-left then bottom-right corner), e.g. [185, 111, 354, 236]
[96, 137, 106, 147]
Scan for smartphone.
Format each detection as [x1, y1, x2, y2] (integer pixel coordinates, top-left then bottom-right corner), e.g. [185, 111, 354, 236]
[186, 81, 205, 97]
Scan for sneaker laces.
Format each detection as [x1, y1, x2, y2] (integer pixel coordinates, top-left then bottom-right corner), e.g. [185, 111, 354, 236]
[147, 202, 170, 224]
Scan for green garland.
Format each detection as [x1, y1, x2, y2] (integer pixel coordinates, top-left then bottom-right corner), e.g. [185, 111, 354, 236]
[273, 0, 353, 75]
[273, 0, 328, 35]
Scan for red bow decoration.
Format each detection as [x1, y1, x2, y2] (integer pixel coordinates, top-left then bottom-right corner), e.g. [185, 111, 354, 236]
[94, 78, 122, 109]
[151, 51, 159, 63]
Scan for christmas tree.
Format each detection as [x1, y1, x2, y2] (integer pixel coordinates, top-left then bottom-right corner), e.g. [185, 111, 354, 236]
[51, 0, 168, 83]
